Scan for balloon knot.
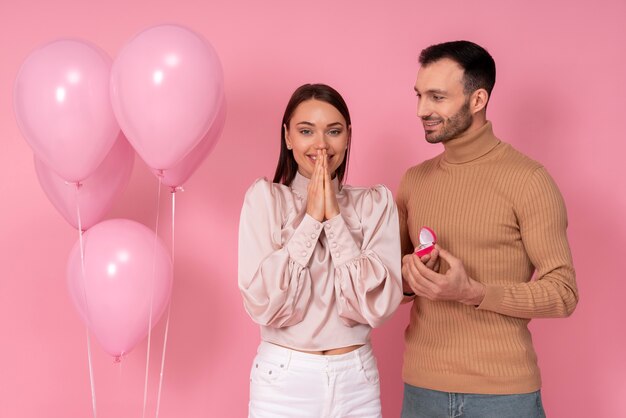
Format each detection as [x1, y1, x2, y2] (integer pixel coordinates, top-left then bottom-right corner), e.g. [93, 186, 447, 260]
[64, 181, 83, 189]
[170, 186, 184, 193]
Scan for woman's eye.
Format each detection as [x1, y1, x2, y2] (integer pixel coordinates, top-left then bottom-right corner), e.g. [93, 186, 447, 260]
[328, 129, 341, 136]
[299, 129, 312, 135]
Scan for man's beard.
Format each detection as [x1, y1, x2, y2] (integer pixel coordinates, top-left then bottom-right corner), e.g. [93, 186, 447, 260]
[424, 99, 473, 144]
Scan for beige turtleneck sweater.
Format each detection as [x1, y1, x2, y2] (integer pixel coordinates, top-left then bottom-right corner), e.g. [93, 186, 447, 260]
[397, 121, 578, 394]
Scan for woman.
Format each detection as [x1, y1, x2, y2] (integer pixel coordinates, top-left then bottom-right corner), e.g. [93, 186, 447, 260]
[238, 83, 402, 417]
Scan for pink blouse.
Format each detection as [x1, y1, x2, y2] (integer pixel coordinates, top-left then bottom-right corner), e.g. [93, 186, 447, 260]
[238, 172, 402, 351]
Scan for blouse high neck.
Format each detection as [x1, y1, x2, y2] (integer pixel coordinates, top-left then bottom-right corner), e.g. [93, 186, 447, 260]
[290, 171, 340, 198]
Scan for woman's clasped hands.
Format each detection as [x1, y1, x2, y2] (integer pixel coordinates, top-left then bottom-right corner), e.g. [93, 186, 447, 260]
[306, 149, 340, 222]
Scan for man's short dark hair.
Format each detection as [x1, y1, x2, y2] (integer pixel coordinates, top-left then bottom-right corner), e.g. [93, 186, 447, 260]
[419, 40, 496, 98]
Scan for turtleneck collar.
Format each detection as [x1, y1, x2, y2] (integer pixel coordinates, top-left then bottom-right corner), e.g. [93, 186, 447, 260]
[442, 121, 501, 164]
[290, 171, 340, 199]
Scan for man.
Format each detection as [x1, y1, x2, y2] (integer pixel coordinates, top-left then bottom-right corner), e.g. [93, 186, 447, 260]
[397, 40, 578, 418]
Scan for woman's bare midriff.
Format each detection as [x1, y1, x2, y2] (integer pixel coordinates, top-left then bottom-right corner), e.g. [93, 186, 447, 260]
[274, 343, 363, 355]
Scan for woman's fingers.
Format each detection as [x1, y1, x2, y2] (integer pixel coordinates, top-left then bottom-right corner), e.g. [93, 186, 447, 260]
[306, 149, 325, 221]
[322, 149, 340, 219]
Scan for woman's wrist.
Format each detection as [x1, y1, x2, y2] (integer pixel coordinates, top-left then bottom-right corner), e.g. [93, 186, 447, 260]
[325, 208, 340, 220]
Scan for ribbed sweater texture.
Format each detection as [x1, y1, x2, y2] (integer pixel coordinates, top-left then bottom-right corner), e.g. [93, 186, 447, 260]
[397, 121, 578, 394]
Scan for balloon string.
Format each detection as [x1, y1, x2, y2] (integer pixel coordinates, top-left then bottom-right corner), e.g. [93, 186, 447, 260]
[142, 175, 162, 418]
[117, 359, 123, 411]
[75, 183, 97, 418]
[155, 190, 176, 418]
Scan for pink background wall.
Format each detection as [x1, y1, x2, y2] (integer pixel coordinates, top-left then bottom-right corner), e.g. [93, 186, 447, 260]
[1, 1, 624, 417]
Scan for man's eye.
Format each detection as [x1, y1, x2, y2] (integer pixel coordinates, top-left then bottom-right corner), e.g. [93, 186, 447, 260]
[433, 95, 444, 101]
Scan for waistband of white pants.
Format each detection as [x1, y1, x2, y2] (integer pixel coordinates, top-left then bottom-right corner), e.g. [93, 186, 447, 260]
[257, 341, 374, 371]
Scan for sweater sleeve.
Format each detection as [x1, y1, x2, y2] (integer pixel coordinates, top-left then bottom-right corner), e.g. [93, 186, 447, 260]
[238, 178, 319, 327]
[331, 185, 403, 327]
[478, 168, 579, 318]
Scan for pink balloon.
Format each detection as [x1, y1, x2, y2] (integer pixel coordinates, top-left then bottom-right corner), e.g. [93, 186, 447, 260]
[111, 24, 225, 171]
[153, 92, 226, 188]
[34, 134, 134, 230]
[67, 219, 173, 358]
[14, 39, 120, 182]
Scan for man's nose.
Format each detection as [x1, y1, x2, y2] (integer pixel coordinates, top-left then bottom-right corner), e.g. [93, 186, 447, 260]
[417, 98, 431, 118]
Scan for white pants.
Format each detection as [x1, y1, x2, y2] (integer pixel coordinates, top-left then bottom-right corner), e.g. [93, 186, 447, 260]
[249, 341, 382, 418]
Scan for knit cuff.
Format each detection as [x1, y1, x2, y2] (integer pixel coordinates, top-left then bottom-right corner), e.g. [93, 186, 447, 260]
[476, 284, 504, 311]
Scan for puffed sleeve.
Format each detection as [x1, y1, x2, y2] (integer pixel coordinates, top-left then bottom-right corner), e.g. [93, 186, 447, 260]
[330, 185, 403, 327]
[238, 178, 321, 327]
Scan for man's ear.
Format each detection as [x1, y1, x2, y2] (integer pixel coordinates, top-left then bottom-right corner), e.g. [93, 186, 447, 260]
[470, 89, 489, 114]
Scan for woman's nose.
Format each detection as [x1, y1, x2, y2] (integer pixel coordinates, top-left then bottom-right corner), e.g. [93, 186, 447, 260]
[314, 135, 329, 149]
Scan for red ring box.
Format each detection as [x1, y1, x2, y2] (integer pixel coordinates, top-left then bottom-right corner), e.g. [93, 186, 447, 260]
[415, 226, 437, 257]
